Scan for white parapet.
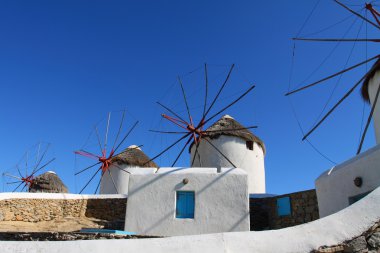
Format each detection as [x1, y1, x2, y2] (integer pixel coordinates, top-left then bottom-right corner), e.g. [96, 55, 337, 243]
[1, 186, 380, 253]
[124, 167, 250, 236]
[315, 144, 380, 217]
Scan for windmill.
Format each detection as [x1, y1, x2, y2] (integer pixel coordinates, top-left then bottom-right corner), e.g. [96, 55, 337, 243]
[147, 63, 258, 169]
[286, 0, 380, 156]
[74, 110, 139, 194]
[2, 142, 55, 192]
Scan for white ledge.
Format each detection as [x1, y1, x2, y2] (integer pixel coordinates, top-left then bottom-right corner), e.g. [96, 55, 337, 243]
[1, 187, 379, 253]
[0, 192, 127, 200]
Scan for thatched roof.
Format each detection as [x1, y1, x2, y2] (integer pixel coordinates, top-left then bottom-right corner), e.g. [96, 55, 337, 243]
[190, 115, 266, 154]
[111, 145, 158, 168]
[362, 58, 380, 102]
[29, 171, 68, 193]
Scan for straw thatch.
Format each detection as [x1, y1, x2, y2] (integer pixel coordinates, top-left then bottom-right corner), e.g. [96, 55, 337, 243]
[190, 115, 266, 154]
[362, 58, 380, 102]
[111, 145, 158, 168]
[29, 171, 68, 193]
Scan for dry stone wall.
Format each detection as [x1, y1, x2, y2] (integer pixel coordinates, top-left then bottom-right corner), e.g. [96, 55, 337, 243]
[0, 197, 127, 230]
[250, 189, 319, 230]
[313, 221, 380, 253]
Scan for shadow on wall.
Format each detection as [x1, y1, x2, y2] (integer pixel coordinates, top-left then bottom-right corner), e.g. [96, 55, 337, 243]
[85, 198, 127, 230]
[127, 168, 188, 198]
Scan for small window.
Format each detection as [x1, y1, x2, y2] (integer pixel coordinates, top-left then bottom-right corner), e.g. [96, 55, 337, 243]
[176, 191, 195, 219]
[348, 191, 372, 205]
[277, 196, 291, 216]
[246, 141, 253, 150]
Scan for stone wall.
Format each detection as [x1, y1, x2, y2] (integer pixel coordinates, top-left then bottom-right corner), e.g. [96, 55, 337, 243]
[250, 189, 319, 230]
[0, 196, 127, 230]
[313, 221, 380, 253]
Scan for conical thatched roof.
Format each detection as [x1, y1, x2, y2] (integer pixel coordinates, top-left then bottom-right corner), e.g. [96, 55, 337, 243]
[111, 145, 158, 168]
[362, 58, 380, 102]
[190, 115, 266, 154]
[29, 171, 68, 193]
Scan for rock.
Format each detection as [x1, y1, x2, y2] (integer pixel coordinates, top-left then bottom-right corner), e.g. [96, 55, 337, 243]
[15, 215, 23, 221]
[367, 232, 380, 248]
[347, 236, 367, 252]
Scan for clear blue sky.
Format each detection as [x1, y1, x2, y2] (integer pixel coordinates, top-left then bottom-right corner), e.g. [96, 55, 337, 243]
[0, 0, 378, 194]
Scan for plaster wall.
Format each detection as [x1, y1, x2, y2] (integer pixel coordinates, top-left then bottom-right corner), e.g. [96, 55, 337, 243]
[2, 187, 380, 253]
[367, 70, 380, 144]
[100, 166, 156, 194]
[315, 144, 380, 217]
[190, 135, 265, 194]
[124, 167, 250, 236]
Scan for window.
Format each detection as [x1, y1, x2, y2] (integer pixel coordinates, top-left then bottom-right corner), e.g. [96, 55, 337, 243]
[246, 141, 253, 150]
[176, 191, 195, 219]
[277, 196, 291, 216]
[348, 191, 372, 205]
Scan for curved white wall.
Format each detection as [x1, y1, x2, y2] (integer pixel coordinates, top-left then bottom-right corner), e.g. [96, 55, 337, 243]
[2, 187, 379, 253]
[100, 166, 157, 194]
[315, 143, 380, 217]
[367, 70, 380, 144]
[190, 135, 265, 193]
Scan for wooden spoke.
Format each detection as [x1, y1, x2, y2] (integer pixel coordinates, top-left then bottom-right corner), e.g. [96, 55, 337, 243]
[171, 136, 193, 167]
[112, 109, 126, 151]
[292, 38, 380, 43]
[178, 76, 192, 123]
[108, 170, 119, 194]
[335, 0, 380, 30]
[149, 130, 188, 134]
[286, 55, 380, 96]
[12, 182, 23, 193]
[203, 138, 237, 168]
[204, 84, 256, 126]
[157, 102, 187, 123]
[31, 158, 56, 176]
[79, 167, 101, 194]
[75, 162, 101, 176]
[203, 63, 209, 119]
[94, 171, 104, 195]
[114, 120, 139, 153]
[302, 73, 368, 140]
[357, 83, 380, 154]
[204, 64, 235, 118]
[144, 133, 191, 165]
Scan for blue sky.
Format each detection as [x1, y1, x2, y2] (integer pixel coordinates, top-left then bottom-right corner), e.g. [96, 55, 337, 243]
[0, 0, 378, 194]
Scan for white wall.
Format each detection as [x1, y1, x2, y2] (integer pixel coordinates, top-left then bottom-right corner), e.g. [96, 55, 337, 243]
[124, 167, 249, 236]
[100, 166, 157, 194]
[315, 144, 380, 217]
[2, 186, 380, 253]
[0, 192, 127, 200]
[367, 70, 380, 144]
[190, 135, 265, 194]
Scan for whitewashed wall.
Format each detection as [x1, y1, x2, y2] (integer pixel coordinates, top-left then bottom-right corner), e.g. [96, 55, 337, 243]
[190, 135, 265, 194]
[315, 144, 380, 217]
[367, 70, 380, 144]
[100, 166, 156, 194]
[2, 187, 380, 253]
[124, 167, 249, 236]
